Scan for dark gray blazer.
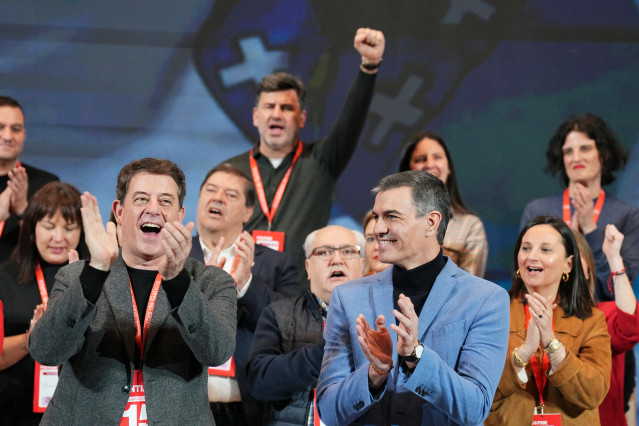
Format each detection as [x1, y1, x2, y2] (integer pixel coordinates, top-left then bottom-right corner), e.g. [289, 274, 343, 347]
[29, 254, 236, 425]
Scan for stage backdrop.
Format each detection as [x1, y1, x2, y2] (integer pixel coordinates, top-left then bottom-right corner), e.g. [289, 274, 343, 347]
[2, 0, 639, 287]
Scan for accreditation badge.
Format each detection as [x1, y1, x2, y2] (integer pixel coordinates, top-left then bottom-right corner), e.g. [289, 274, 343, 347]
[121, 370, 147, 426]
[208, 356, 236, 377]
[252, 230, 285, 252]
[33, 362, 58, 412]
[532, 406, 562, 426]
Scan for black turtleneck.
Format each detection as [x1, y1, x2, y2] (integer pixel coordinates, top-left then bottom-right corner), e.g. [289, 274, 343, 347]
[392, 249, 446, 317]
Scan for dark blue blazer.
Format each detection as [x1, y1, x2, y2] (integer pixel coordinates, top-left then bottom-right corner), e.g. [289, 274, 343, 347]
[190, 237, 301, 423]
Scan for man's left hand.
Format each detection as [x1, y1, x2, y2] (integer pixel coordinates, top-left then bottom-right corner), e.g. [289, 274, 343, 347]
[354, 28, 385, 68]
[159, 221, 195, 280]
[0, 187, 12, 223]
[7, 165, 28, 217]
[233, 231, 255, 290]
[391, 294, 420, 362]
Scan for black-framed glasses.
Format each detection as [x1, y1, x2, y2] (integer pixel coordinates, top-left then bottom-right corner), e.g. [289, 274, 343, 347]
[309, 245, 361, 260]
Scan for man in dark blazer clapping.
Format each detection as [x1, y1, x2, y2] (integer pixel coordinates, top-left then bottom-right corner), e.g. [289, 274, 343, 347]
[191, 163, 300, 426]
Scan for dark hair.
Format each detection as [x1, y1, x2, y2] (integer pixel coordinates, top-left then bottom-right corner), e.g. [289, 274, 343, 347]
[398, 131, 471, 215]
[255, 72, 306, 110]
[572, 229, 596, 294]
[372, 171, 453, 245]
[0, 95, 22, 110]
[200, 163, 255, 207]
[545, 113, 628, 186]
[10, 182, 89, 283]
[510, 215, 594, 319]
[116, 158, 186, 207]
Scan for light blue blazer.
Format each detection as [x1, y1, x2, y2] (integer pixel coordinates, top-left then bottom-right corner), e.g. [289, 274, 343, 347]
[317, 260, 510, 425]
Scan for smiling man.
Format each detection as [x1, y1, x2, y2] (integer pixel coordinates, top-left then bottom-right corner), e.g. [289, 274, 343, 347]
[316, 171, 510, 426]
[0, 96, 59, 262]
[29, 158, 237, 425]
[190, 163, 300, 426]
[222, 28, 385, 288]
[246, 225, 364, 425]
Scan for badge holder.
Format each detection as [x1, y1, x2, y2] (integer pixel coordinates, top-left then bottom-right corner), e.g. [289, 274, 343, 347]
[252, 230, 285, 252]
[33, 362, 58, 412]
[121, 370, 147, 426]
[532, 405, 562, 425]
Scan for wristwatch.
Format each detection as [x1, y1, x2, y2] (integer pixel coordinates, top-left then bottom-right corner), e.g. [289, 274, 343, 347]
[543, 338, 562, 354]
[403, 342, 424, 363]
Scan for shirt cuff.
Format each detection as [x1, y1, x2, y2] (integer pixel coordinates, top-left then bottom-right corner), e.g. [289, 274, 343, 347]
[80, 263, 109, 304]
[237, 274, 252, 298]
[516, 366, 528, 384]
[162, 269, 190, 308]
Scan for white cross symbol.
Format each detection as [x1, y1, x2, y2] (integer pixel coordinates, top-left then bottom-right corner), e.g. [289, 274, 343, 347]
[368, 75, 424, 148]
[220, 36, 289, 88]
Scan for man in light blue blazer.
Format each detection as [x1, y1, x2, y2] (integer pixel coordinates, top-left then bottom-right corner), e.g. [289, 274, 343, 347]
[316, 171, 510, 425]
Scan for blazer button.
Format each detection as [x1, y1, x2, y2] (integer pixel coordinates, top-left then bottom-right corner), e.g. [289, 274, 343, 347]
[66, 319, 76, 328]
[188, 324, 196, 333]
[122, 385, 130, 393]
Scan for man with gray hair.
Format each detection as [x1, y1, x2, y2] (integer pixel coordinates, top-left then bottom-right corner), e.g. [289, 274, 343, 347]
[317, 171, 510, 425]
[246, 225, 364, 425]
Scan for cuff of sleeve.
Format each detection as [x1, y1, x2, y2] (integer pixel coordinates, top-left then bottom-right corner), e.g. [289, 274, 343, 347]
[80, 263, 109, 304]
[237, 274, 252, 298]
[162, 269, 190, 308]
[309, 338, 326, 372]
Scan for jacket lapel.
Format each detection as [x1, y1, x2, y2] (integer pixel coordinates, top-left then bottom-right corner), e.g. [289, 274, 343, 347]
[416, 260, 457, 342]
[103, 255, 137, 365]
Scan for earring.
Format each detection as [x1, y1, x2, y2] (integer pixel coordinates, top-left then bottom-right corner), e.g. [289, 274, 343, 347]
[562, 272, 569, 282]
[516, 269, 521, 278]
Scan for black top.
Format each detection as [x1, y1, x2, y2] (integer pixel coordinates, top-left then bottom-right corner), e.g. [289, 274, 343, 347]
[0, 163, 59, 263]
[0, 259, 64, 426]
[79, 261, 191, 365]
[224, 70, 377, 289]
[392, 250, 446, 317]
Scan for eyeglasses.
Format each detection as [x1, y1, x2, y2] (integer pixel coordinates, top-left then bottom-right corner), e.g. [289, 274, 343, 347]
[309, 245, 361, 260]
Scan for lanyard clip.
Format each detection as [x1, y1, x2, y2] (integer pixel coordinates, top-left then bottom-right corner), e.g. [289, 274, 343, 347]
[534, 404, 545, 416]
[267, 222, 272, 232]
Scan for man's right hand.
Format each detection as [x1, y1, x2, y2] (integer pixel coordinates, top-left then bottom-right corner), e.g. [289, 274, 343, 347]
[205, 236, 226, 269]
[356, 314, 393, 387]
[80, 192, 118, 271]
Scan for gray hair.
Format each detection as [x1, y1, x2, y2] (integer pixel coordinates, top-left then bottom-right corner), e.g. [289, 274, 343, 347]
[303, 227, 366, 258]
[372, 170, 453, 245]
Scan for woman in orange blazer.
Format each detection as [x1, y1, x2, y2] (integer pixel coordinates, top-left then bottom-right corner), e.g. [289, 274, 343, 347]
[486, 216, 611, 425]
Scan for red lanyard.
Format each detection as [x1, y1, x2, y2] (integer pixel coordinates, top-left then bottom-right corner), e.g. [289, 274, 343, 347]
[249, 141, 303, 231]
[129, 273, 162, 356]
[524, 304, 555, 407]
[0, 161, 22, 238]
[35, 261, 49, 310]
[563, 188, 605, 228]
